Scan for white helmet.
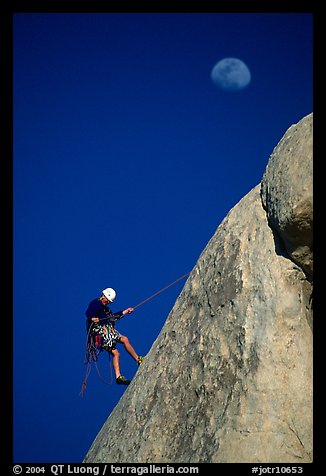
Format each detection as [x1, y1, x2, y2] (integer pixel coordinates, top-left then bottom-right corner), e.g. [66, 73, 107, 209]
[102, 287, 116, 302]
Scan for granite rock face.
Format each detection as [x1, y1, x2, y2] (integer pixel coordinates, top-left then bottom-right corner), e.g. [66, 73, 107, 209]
[261, 113, 313, 279]
[84, 114, 313, 463]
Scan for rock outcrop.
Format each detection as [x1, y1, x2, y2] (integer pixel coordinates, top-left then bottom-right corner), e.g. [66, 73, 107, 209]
[84, 113, 313, 463]
[261, 113, 313, 280]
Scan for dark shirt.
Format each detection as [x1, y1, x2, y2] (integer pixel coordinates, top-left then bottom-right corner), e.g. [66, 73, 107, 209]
[85, 298, 124, 331]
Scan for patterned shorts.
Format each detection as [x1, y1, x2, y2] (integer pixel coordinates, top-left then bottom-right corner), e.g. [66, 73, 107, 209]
[92, 324, 121, 351]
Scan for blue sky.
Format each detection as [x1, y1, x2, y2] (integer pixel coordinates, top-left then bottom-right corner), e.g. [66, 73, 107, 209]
[12, 12, 313, 463]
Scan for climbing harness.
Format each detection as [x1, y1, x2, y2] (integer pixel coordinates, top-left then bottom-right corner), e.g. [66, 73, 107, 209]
[80, 271, 191, 396]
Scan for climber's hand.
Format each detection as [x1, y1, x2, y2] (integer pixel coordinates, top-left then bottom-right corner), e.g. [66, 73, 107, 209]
[123, 307, 134, 315]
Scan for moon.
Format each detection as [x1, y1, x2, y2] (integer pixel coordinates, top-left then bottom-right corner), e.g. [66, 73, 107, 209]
[211, 58, 251, 91]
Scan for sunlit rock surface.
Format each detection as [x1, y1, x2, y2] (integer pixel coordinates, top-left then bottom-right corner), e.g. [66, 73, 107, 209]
[84, 114, 313, 463]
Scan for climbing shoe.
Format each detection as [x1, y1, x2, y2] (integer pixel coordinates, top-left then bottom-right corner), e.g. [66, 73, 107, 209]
[116, 375, 131, 385]
[137, 356, 144, 365]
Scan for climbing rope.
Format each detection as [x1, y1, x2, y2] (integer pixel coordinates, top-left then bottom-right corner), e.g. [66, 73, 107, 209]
[79, 322, 111, 396]
[132, 271, 191, 310]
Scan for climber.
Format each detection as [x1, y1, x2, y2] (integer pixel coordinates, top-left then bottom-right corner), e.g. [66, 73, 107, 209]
[85, 287, 144, 385]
